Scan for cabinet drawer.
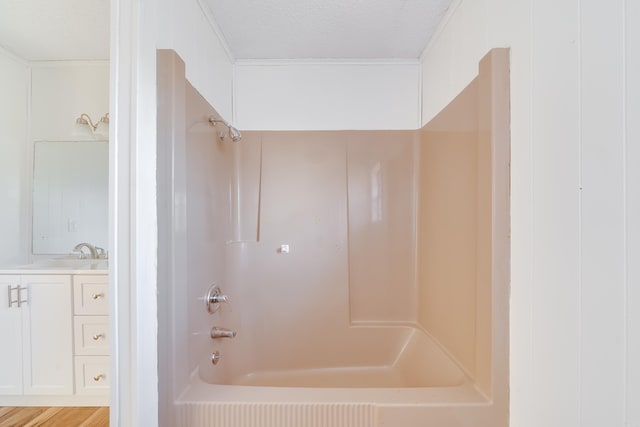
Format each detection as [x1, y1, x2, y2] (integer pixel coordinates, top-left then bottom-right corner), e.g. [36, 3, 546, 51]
[74, 316, 109, 355]
[74, 356, 109, 395]
[73, 276, 108, 315]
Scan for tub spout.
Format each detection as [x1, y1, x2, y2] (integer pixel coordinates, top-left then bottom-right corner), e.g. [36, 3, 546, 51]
[210, 327, 237, 339]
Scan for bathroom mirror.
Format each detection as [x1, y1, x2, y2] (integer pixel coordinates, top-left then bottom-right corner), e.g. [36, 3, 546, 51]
[32, 140, 108, 254]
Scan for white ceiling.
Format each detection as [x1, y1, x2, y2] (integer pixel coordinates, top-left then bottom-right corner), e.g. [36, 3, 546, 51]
[0, 0, 452, 62]
[204, 0, 454, 60]
[0, 0, 109, 61]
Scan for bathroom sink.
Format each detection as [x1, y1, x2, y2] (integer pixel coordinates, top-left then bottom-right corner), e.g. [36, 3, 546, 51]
[24, 257, 108, 270]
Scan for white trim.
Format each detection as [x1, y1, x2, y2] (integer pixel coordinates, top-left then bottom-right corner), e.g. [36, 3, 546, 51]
[232, 62, 238, 124]
[196, 0, 235, 63]
[29, 60, 110, 68]
[133, 0, 159, 422]
[24, 65, 34, 263]
[417, 60, 424, 127]
[110, 0, 159, 425]
[0, 45, 28, 65]
[109, 0, 130, 422]
[234, 58, 421, 67]
[419, 0, 464, 62]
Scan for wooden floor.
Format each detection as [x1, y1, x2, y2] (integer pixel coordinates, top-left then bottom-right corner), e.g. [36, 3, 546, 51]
[0, 407, 108, 427]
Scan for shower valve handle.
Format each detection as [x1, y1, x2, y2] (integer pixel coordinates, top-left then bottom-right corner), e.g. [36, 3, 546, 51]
[210, 293, 229, 304]
[205, 285, 229, 313]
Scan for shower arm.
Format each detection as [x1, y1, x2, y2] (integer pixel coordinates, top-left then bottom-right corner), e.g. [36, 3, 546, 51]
[208, 115, 242, 141]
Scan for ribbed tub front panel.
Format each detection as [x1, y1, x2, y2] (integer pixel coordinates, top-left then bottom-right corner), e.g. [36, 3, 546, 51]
[176, 402, 376, 427]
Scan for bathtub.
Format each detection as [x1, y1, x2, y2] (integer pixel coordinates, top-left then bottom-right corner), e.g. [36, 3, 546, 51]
[175, 327, 494, 427]
[159, 47, 510, 427]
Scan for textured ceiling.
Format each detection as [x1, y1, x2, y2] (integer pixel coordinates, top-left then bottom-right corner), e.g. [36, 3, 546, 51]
[0, 0, 109, 61]
[203, 0, 454, 60]
[0, 0, 452, 61]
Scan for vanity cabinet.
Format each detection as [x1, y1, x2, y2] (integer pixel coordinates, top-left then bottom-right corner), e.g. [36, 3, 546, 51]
[0, 270, 109, 405]
[72, 275, 109, 395]
[0, 275, 73, 396]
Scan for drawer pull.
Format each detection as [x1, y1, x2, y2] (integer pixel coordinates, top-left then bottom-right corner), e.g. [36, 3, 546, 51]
[91, 292, 104, 300]
[92, 333, 104, 341]
[93, 374, 105, 382]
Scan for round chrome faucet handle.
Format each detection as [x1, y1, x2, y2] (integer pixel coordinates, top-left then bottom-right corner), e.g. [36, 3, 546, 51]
[205, 285, 229, 313]
[212, 293, 229, 304]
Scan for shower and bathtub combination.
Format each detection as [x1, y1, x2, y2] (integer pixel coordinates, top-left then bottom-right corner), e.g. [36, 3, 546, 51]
[157, 48, 510, 427]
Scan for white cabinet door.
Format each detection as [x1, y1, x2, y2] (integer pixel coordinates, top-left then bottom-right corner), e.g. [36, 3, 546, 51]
[0, 275, 23, 395]
[21, 275, 73, 395]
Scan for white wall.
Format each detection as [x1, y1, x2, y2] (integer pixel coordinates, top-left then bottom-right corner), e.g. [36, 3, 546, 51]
[0, 49, 29, 266]
[156, 0, 423, 131]
[0, 58, 109, 265]
[109, 0, 236, 422]
[420, 0, 638, 426]
[157, 0, 234, 120]
[627, 3, 640, 424]
[31, 62, 109, 142]
[121, 0, 639, 425]
[30, 63, 110, 256]
[234, 61, 421, 130]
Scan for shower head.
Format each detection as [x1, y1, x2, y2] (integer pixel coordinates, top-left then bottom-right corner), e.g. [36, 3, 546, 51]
[228, 125, 242, 142]
[208, 115, 242, 142]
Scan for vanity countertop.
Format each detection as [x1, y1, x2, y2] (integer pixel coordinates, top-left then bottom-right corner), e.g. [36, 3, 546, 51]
[0, 259, 108, 275]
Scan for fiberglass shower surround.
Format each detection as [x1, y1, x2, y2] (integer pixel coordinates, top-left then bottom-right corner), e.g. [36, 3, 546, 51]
[156, 48, 509, 427]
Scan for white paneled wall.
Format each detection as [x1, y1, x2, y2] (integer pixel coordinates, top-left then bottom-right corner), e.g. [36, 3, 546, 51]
[421, 0, 638, 426]
[157, 0, 234, 120]
[0, 58, 108, 265]
[121, 0, 639, 425]
[626, 1, 640, 424]
[30, 62, 109, 141]
[234, 62, 421, 130]
[0, 49, 29, 266]
[579, 1, 626, 425]
[531, 1, 581, 425]
[29, 63, 110, 258]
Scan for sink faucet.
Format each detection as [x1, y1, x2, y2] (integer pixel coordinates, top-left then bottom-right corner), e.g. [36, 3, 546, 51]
[95, 247, 108, 259]
[73, 242, 98, 259]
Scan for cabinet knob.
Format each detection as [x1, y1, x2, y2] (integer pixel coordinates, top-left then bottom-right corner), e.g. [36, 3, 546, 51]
[91, 292, 104, 300]
[93, 374, 104, 382]
[92, 333, 104, 341]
